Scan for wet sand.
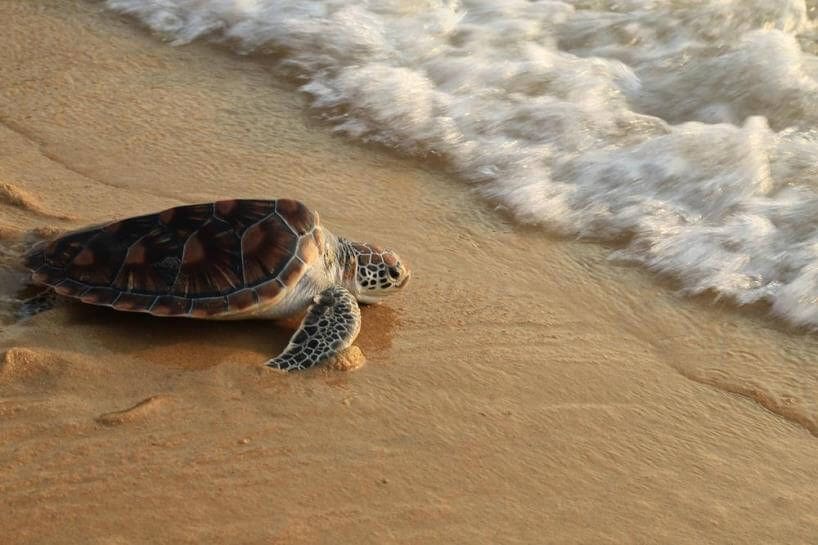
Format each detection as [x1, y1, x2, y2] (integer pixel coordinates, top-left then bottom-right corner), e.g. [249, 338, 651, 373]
[1, 2, 818, 544]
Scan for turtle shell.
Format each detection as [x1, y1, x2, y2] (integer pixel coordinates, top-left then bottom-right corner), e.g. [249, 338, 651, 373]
[25, 199, 324, 318]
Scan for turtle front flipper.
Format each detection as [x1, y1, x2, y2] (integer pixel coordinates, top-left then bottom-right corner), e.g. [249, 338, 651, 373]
[267, 286, 362, 371]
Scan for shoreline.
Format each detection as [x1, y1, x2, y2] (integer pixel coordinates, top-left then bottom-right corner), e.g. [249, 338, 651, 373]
[1, 2, 817, 544]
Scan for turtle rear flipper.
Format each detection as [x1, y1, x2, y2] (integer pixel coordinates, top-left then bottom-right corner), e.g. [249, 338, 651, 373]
[267, 286, 361, 371]
[17, 289, 58, 320]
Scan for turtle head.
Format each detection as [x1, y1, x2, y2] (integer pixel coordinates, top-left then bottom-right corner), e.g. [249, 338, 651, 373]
[345, 242, 410, 303]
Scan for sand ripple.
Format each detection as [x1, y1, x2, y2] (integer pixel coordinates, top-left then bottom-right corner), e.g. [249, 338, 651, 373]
[0, 182, 73, 220]
[96, 395, 171, 426]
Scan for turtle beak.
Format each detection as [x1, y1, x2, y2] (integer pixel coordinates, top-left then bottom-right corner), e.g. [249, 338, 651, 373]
[396, 270, 411, 288]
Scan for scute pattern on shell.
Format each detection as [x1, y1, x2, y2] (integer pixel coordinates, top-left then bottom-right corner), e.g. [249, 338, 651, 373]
[25, 199, 321, 318]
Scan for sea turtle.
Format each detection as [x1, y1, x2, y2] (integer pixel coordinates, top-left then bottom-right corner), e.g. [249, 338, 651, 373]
[22, 198, 411, 371]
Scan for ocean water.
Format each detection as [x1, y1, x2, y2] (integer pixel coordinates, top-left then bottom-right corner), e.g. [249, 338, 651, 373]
[106, 0, 818, 327]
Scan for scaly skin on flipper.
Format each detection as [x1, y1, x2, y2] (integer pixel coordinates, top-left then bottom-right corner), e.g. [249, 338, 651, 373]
[267, 286, 362, 371]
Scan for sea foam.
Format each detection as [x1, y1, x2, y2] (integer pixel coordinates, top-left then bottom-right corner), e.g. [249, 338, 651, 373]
[106, 0, 818, 327]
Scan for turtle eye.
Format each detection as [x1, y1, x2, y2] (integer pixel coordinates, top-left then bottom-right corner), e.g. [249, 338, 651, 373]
[388, 267, 401, 280]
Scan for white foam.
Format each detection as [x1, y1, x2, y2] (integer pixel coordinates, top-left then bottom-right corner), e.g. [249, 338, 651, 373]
[107, 0, 818, 327]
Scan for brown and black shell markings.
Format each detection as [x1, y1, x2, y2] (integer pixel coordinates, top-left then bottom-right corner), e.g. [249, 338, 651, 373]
[26, 199, 323, 318]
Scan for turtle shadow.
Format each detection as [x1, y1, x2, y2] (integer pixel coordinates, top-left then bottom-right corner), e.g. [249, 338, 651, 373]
[356, 303, 400, 356]
[59, 303, 293, 370]
[50, 299, 401, 371]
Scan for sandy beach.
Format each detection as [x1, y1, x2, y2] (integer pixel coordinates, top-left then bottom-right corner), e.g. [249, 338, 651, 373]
[2, 1, 818, 543]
